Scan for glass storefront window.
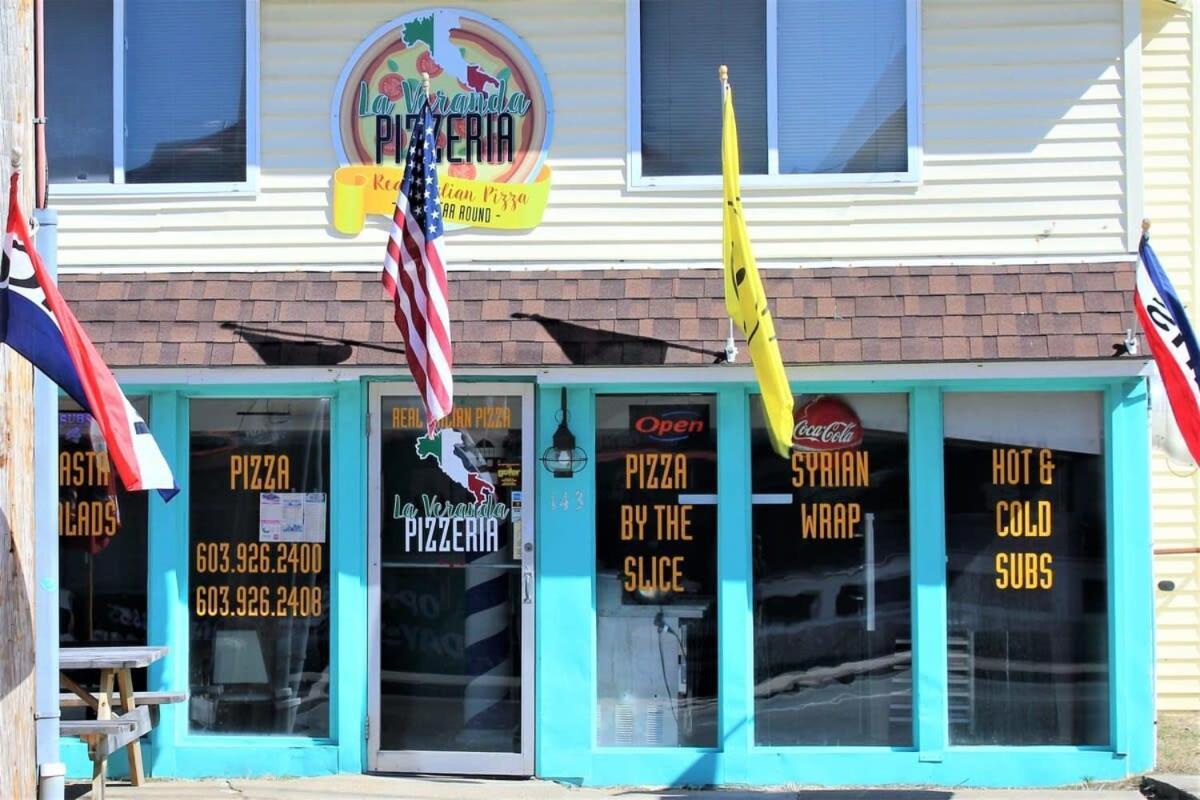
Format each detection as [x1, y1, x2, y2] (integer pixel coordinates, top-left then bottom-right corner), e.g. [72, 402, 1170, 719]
[944, 392, 1108, 745]
[59, 398, 150, 647]
[188, 398, 331, 736]
[595, 395, 718, 747]
[751, 393, 912, 746]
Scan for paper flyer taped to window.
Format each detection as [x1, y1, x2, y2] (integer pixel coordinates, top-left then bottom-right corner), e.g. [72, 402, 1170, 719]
[260, 492, 327, 543]
[259, 493, 282, 540]
[302, 493, 327, 542]
[511, 491, 523, 560]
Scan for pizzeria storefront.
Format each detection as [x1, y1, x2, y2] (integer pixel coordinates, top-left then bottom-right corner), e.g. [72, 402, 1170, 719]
[52, 336, 1156, 787]
[42, 0, 1156, 789]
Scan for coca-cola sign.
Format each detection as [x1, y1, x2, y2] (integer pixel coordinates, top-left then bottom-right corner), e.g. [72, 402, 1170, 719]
[792, 396, 863, 451]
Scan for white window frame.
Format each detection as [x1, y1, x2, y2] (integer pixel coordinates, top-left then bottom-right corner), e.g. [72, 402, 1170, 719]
[51, 0, 260, 197]
[625, 0, 922, 191]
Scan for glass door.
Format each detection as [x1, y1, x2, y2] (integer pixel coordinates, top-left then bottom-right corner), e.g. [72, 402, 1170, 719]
[367, 383, 534, 775]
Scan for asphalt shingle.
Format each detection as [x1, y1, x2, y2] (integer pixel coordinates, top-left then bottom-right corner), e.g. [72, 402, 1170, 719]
[60, 263, 1145, 368]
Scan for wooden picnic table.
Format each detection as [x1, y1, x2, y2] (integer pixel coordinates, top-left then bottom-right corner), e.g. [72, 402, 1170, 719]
[59, 646, 177, 797]
[60, 645, 167, 672]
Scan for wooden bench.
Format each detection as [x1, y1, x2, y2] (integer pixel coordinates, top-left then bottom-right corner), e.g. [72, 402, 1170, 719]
[61, 706, 151, 800]
[60, 690, 187, 724]
[59, 646, 176, 797]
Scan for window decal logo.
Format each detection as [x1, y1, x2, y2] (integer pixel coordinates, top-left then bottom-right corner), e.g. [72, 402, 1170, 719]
[792, 395, 864, 451]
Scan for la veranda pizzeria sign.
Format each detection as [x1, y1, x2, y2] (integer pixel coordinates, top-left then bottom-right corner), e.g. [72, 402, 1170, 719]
[330, 8, 554, 234]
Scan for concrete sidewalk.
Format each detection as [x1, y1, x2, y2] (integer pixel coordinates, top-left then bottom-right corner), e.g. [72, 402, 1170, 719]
[66, 775, 1148, 800]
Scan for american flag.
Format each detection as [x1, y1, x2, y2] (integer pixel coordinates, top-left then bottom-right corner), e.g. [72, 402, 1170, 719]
[383, 101, 453, 426]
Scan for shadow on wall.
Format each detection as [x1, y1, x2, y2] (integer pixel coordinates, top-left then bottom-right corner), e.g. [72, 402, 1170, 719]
[222, 322, 405, 366]
[0, 505, 37, 800]
[225, 317, 724, 367]
[922, 6, 1146, 161]
[512, 312, 726, 366]
[0, 508, 34, 704]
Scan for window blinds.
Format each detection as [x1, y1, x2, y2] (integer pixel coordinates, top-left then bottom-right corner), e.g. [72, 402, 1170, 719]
[45, 0, 114, 183]
[776, 0, 907, 174]
[639, 0, 768, 177]
[124, 0, 246, 184]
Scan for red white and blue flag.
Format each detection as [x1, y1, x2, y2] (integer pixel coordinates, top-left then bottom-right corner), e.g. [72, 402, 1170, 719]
[1136, 234, 1200, 463]
[382, 100, 453, 428]
[2, 173, 176, 498]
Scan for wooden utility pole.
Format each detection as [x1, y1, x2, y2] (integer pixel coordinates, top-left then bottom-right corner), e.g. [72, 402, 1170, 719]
[0, 0, 39, 796]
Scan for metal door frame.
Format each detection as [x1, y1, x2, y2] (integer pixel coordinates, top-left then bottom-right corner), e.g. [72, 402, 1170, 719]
[367, 382, 535, 775]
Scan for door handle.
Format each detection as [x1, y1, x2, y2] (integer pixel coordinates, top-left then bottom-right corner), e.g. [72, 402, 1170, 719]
[522, 571, 533, 604]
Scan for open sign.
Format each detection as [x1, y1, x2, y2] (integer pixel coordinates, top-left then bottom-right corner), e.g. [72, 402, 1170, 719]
[632, 408, 707, 444]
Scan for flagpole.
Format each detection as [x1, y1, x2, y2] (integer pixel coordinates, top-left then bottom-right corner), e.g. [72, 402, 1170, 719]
[28, 160, 68, 800]
[719, 65, 738, 364]
[1127, 218, 1151, 355]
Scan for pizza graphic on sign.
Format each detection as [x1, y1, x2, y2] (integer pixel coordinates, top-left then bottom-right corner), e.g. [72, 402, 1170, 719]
[330, 9, 554, 234]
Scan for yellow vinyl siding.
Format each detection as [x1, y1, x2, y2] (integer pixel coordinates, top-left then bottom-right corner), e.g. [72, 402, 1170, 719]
[52, 0, 1131, 270]
[1144, 0, 1200, 714]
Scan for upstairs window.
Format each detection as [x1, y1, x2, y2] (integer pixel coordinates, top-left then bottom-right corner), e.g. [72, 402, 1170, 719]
[630, 0, 917, 187]
[46, 0, 254, 191]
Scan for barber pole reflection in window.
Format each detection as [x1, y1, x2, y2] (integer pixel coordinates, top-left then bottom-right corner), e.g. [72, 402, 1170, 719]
[379, 395, 524, 753]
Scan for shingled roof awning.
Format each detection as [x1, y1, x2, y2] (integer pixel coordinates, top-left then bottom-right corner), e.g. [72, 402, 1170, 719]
[59, 263, 1142, 369]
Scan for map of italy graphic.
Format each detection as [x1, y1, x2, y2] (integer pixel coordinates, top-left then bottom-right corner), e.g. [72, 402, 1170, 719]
[401, 11, 502, 93]
[415, 429, 496, 502]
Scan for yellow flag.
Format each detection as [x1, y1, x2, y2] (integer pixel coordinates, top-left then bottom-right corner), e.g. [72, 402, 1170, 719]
[722, 85, 795, 457]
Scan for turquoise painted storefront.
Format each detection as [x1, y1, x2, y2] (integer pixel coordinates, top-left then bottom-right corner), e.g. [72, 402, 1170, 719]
[59, 372, 1154, 787]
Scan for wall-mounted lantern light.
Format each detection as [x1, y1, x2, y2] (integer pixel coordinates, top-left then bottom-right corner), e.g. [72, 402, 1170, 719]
[540, 387, 588, 478]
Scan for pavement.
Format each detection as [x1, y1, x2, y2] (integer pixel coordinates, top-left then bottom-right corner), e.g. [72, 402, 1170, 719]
[64, 775, 1156, 800]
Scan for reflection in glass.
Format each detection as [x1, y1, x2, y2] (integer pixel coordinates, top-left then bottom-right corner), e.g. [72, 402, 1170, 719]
[58, 397, 150, 647]
[188, 398, 330, 736]
[45, 0, 114, 183]
[379, 396, 524, 753]
[58, 397, 152, 717]
[776, 0, 908, 174]
[124, 0, 246, 183]
[595, 395, 718, 747]
[944, 392, 1108, 745]
[751, 394, 911, 746]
